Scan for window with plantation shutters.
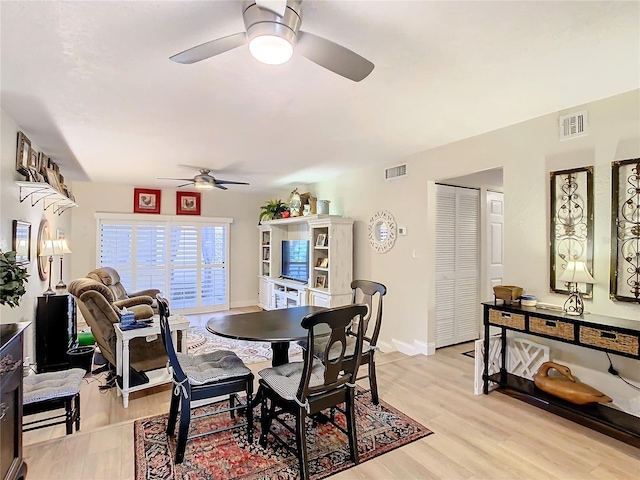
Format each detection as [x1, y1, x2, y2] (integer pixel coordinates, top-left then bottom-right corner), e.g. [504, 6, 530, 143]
[96, 214, 231, 313]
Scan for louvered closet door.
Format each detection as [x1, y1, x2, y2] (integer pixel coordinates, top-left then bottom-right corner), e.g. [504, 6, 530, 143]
[435, 185, 480, 348]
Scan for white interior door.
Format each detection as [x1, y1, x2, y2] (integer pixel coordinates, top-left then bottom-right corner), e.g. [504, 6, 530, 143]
[435, 185, 480, 348]
[485, 191, 504, 301]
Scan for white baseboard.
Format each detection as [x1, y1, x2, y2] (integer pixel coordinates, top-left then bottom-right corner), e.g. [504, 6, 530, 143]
[390, 339, 434, 357]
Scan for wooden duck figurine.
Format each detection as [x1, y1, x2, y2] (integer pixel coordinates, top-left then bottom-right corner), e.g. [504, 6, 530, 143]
[533, 361, 613, 405]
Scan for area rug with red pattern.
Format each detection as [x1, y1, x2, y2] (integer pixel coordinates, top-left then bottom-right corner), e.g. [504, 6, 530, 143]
[134, 389, 433, 480]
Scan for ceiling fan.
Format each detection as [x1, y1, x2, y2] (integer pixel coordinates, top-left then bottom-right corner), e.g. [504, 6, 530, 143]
[170, 0, 374, 82]
[158, 167, 250, 190]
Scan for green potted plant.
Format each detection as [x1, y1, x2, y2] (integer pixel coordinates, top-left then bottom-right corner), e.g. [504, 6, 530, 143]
[259, 199, 289, 222]
[0, 250, 30, 308]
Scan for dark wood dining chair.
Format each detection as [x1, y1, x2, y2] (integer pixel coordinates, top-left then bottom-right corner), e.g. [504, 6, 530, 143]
[299, 280, 387, 404]
[156, 295, 254, 464]
[258, 304, 368, 480]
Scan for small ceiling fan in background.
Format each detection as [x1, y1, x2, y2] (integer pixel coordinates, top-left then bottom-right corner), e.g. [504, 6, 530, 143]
[158, 166, 250, 190]
[170, 0, 374, 82]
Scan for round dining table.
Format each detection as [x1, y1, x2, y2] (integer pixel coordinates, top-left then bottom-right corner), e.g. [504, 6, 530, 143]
[206, 306, 327, 367]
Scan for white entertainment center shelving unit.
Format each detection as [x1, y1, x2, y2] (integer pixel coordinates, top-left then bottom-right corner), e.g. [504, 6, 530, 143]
[258, 214, 354, 310]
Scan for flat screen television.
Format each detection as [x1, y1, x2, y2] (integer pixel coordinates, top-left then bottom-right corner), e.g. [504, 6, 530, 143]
[281, 240, 309, 283]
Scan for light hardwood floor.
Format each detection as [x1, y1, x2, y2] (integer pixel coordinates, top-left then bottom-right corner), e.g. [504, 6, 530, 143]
[23, 312, 640, 480]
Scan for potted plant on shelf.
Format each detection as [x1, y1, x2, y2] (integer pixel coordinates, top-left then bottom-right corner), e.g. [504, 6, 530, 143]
[0, 250, 30, 308]
[259, 199, 289, 222]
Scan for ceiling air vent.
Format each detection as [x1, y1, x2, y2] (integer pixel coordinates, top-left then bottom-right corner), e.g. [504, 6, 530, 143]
[384, 164, 407, 181]
[559, 110, 588, 140]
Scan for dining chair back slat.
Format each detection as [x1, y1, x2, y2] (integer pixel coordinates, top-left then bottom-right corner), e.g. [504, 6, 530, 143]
[156, 295, 254, 464]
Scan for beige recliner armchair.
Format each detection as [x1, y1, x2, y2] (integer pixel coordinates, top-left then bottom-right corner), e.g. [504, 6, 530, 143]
[68, 277, 167, 375]
[86, 267, 160, 308]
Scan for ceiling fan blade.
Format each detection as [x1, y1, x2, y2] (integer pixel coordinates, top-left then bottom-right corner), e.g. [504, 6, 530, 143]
[296, 31, 374, 82]
[215, 179, 250, 185]
[170, 32, 247, 64]
[255, 0, 287, 17]
[157, 177, 198, 182]
[177, 182, 195, 188]
[214, 184, 229, 190]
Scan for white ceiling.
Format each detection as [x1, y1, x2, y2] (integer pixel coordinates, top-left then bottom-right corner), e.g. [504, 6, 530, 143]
[2, 1, 639, 192]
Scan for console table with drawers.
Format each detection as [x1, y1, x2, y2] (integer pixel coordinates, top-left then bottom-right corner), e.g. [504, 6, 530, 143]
[482, 302, 640, 447]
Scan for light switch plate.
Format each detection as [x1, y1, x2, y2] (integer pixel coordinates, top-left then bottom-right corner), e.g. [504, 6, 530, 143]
[398, 226, 407, 235]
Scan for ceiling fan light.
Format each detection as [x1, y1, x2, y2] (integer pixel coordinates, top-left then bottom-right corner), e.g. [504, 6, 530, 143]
[194, 180, 215, 190]
[249, 35, 293, 65]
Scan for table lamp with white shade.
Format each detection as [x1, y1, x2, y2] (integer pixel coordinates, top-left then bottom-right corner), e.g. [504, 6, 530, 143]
[559, 260, 596, 316]
[39, 239, 61, 296]
[55, 238, 72, 291]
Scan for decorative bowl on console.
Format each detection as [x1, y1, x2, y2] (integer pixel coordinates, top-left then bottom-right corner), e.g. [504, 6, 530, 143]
[493, 285, 523, 305]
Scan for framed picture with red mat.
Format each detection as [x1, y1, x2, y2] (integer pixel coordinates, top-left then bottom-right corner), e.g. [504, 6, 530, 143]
[176, 191, 201, 215]
[133, 188, 161, 214]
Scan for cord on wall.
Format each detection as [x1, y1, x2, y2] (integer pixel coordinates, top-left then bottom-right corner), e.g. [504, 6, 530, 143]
[606, 352, 640, 391]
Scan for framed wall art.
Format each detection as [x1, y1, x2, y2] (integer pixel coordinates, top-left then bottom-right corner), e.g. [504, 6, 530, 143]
[610, 158, 640, 303]
[134, 188, 161, 214]
[16, 131, 31, 176]
[44, 168, 62, 192]
[12, 220, 31, 265]
[176, 191, 201, 215]
[549, 166, 594, 296]
[38, 152, 48, 172]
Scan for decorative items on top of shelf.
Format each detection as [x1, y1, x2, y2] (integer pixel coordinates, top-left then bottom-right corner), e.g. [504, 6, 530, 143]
[492, 285, 523, 305]
[289, 188, 302, 216]
[15, 131, 76, 202]
[12, 220, 31, 265]
[610, 158, 640, 303]
[133, 188, 161, 214]
[549, 167, 594, 297]
[16, 131, 31, 176]
[317, 199, 330, 214]
[368, 210, 397, 253]
[176, 191, 201, 215]
[0, 250, 30, 308]
[300, 192, 316, 215]
[259, 199, 289, 222]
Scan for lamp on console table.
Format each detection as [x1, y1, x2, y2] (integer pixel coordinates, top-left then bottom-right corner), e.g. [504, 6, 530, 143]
[39, 239, 61, 296]
[55, 239, 72, 292]
[558, 260, 596, 316]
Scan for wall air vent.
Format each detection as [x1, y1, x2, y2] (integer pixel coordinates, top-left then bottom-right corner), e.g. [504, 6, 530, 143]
[384, 164, 407, 180]
[559, 110, 588, 140]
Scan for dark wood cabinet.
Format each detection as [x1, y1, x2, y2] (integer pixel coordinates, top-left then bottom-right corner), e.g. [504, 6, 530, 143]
[1, 323, 29, 480]
[35, 294, 77, 373]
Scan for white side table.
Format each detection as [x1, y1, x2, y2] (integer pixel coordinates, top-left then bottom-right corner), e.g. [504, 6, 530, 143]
[114, 315, 189, 408]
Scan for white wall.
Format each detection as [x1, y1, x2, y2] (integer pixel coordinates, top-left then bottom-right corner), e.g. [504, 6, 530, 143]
[69, 182, 276, 308]
[1, 109, 73, 361]
[312, 89, 640, 414]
